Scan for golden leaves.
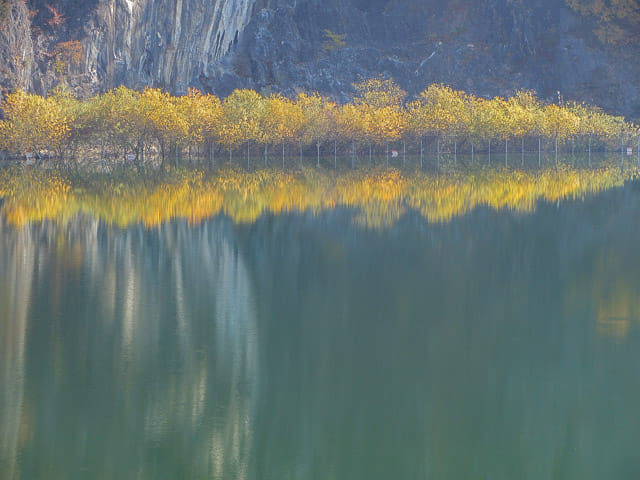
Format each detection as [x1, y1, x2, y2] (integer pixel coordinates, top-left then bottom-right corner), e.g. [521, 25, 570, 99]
[1, 80, 637, 164]
[0, 90, 70, 154]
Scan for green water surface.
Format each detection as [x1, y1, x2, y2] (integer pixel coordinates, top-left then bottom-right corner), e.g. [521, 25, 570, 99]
[2, 184, 640, 479]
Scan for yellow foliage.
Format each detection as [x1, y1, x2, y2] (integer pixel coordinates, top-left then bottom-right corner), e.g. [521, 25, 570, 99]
[0, 90, 70, 154]
[1, 80, 636, 165]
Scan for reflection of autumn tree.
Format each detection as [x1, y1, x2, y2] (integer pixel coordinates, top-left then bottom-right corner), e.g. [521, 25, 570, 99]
[0, 165, 632, 229]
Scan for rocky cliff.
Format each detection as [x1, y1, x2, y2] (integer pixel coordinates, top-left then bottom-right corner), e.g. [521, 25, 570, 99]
[0, 1, 34, 92]
[1, 0, 639, 119]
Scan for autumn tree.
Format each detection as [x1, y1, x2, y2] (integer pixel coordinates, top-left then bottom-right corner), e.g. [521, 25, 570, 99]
[140, 88, 189, 166]
[49, 85, 85, 163]
[174, 89, 224, 162]
[567, 0, 640, 45]
[219, 89, 267, 163]
[506, 90, 542, 164]
[297, 93, 335, 166]
[413, 84, 468, 164]
[465, 95, 494, 163]
[353, 78, 407, 163]
[541, 104, 580, 165]
[263, 94, 304, 166]
[53, 40, 84, 78]
[0, 89, 70, 157]
[86, 86, 148, 163]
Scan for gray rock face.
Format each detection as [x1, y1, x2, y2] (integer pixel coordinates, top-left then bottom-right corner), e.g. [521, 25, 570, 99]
[1, 0, 639, 119]
[82, 0, 257, 93]
[0, 1, 34, 95]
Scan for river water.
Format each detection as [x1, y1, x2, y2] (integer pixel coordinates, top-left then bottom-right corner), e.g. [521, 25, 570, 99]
[2, 184, 640, 479]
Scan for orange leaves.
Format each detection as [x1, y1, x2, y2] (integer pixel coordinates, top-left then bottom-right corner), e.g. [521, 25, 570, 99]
[45, 4, 65, 27]
[54, 40, 83, 64]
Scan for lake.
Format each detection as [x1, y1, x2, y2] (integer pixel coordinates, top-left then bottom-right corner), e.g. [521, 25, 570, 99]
[2, 178, 640, 479]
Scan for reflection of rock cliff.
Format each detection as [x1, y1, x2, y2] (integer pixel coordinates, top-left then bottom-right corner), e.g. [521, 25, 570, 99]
[0, 222, 35, 480]
[1, 0, 639, 117]
[0, 218, 259, 478]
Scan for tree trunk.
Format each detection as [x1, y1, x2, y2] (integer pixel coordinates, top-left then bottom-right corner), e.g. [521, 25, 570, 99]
[620, 134, 624, 169]
[453, 137, 456, 167]
[386, 142, 389, 167]
[352, 141, 355, 169]
[317, 143, 320, 167]
[420, 136, 423, 169]
[505, 138, 508, 168]
[538, 137, 541, 168]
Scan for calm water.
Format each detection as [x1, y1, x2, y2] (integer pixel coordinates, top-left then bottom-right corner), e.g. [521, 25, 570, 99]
[2, 185, 640, 479]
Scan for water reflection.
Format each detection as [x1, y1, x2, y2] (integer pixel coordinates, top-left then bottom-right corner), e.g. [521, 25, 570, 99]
[2, 183, 640, 478]
[0, 218, 258, 479]
[0, 166, 633, 228]
[0, 222, 34, 480]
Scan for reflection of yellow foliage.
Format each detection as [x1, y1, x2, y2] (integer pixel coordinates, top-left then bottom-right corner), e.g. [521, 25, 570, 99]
[0, 168, 71, 225]
[0, 165, 633, 229]
[595, 278, 640, 341]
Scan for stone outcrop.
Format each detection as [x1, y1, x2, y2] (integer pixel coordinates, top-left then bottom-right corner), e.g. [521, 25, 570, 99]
[1, 0, 639, 119]
[0, 0, 34, 95]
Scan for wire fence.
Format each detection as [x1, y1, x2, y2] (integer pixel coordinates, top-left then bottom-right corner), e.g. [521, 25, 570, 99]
[3, 134, 640, 173]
